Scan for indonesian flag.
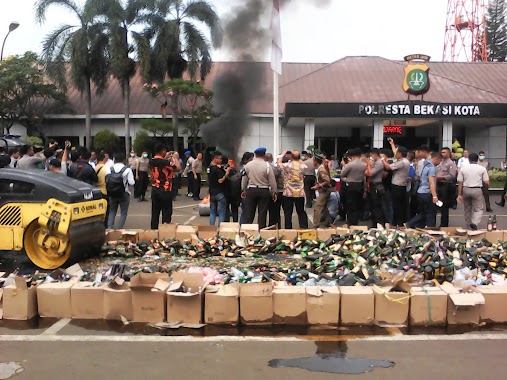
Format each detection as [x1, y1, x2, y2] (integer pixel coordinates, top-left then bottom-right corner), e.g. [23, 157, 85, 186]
[271, 0, 282, 75]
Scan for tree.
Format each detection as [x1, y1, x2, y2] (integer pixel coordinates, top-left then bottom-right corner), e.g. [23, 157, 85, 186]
[35, 0, 110, 150]
[486, 0, 507, 62]
[133, 130, 154, 153]
[85, 0, 148, 158]
[93, 129, 119, 153]
[0, 52, 69, 137]
[135, 0, 222, 151]
[144, 79, 213, 152]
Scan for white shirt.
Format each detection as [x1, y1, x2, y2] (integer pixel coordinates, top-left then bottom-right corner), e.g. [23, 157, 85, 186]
[106, 163, 135, 194]
[106, 159, 114, 169]
[457, 157, 469, 169]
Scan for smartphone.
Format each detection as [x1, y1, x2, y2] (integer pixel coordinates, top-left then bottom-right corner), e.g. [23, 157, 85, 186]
[387, 137, 393, 142]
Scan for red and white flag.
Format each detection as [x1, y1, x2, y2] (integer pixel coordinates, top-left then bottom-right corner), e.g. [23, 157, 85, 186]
[271, 0, 282, 75]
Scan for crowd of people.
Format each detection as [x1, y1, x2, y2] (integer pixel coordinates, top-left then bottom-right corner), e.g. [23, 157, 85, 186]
[0, 138, 502, 231]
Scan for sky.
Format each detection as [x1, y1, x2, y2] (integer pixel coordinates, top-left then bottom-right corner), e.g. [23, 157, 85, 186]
[0, 0, 450, 63]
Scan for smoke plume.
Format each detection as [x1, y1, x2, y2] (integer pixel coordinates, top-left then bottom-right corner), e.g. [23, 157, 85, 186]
[201, 0, 329, 161]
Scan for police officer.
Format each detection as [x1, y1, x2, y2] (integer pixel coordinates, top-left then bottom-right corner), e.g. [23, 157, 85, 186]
[302, 151, 317, 208]
[312, 153, 332, 228]
[366, 148, 386, 227]
[340, 148, 366, 226]
[436, 147, 457, 227]
[241, 147, 278, 229]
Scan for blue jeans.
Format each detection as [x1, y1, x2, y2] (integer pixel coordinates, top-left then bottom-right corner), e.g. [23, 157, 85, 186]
[210, 192, 227, 227]
[107, 192, 130, 229]
[406, 193, 436, 228]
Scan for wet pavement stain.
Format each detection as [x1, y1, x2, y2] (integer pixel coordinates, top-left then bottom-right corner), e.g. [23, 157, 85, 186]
[268, 342, 395, 374]
[0, 362, 24, 380]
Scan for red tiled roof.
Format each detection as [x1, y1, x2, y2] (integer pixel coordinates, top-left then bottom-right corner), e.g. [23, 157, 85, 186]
[62, 57, 507, 117]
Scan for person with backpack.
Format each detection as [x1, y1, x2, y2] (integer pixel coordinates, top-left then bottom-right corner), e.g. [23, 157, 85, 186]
[94, 151, 109, 227]
[68, 150, 98, 185]
[106, 152, 135, 229]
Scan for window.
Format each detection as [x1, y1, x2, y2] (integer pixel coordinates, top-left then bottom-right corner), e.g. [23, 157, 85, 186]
[0, 180, 35, 194]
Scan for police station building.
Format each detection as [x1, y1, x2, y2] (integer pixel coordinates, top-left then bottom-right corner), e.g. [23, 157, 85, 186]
[36, 55, 507, 166]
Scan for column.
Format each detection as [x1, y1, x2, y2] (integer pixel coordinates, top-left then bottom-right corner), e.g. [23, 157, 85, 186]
[373, 120, 384, 148]
[304, 118, 315, 151]
[442, 120, 453, 149]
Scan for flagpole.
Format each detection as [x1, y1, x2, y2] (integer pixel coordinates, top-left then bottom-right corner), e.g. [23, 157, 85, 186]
[273, 70, 280, 158]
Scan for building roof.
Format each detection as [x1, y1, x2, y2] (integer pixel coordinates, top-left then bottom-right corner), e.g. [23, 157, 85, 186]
[62, 57, 507, 117]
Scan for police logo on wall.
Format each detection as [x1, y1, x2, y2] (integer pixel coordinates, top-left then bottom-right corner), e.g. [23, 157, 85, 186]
[403, 54, 431, 96]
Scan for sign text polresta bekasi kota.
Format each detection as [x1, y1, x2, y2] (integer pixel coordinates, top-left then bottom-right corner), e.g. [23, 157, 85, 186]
[359, 103, 481, 117]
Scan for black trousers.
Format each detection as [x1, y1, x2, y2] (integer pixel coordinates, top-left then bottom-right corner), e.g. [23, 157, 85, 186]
[304, 175, 316, 207]
[268, 192, 283, 228]
[437, 182, 454, 227]
[135, 171, 149, 198]
[245, 188, 271, 229]
[151, 187, 173, 230]
[193, 173, 202, 199]
[482, 184, 491, 210]
[345, 182, 364, 226]
[391, 184, 408, 226]
[187, 174, 194, 195]
[369, 183, 386, 227]
[230, 197, 241, 223]
[499, 179, 507, 206]
[282, 196, 308, 229]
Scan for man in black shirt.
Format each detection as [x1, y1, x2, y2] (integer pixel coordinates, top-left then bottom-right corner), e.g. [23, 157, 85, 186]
[208, 151, 231, 227]
[68, 150, 98, 185]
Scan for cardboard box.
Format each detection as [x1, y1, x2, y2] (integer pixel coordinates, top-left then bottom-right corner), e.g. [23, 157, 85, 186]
[2, 277, 37, 320]
[241, 224, 260, 236]
[317, 228, 336, 241]
[409, 287, 448, 326]
[335, 227, 349, 236]
[103, 278, 133, 321]
[240, 283, 273, 325]
[176, 225, 197, 241]
[349, 226, 369, 232]
[273, 287, 307, 325]
[340, 286, 374, 325]
[441, 284, 485, 325]
[205, 284, 239, 325]
[219, 222, 240, 239]
[260, 226, 278, 239]
[278, 229, 298, 241]
[105, 230, 123, 242]
[166, 272, 206, 324]
[485, 231, 504, 244]
[197, 225, 217, 240]
[373, 286, 410, 326]
[306, 287, 340, 325]
[138, 230, 159, 242]
[478, 286, 507, 323]
[130, 273, 169, 323]
[158, 223, 178, 239]
[298, 229, 317, 240]
[37, 282, 73, 318]
[122, 230, 143, 243]
[70, 282, 105, 319]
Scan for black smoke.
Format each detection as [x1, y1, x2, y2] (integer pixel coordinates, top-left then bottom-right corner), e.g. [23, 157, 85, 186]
[201, 0, 329, 161]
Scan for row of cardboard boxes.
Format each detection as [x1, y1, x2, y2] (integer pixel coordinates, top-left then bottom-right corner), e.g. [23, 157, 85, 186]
[107, 223, 507, 244]
[2, 272, 507, 326]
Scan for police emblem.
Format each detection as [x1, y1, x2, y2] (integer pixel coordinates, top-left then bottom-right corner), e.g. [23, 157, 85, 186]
[403, 54, 431, 96]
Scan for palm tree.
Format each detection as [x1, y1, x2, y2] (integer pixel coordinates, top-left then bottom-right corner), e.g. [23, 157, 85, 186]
[136, 0, 222, 152]
[86, 0, 148, 157]
[35, 0, 109, 151]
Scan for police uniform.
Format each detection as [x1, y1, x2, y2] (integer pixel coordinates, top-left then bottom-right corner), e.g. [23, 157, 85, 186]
[458, 163, 489, 228]
[313, 155, 332, 228]
[340, 155, 366, 226]
[241, 148, 278, 229]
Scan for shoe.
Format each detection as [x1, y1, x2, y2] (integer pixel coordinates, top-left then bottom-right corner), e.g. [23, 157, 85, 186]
[495, 202, 505, 207]
[469, 223, 478, 231]
[486, 208, 493, 212]
[186, 193, 193, 198]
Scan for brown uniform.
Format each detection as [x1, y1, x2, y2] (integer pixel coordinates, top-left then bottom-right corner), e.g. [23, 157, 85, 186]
[313, 164, 332, 228]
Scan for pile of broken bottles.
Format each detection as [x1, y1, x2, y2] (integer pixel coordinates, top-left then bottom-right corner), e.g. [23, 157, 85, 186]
[74, 229, 507, 287]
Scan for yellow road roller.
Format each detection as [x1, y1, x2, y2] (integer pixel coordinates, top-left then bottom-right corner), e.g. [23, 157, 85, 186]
[0, 168, 107, 269]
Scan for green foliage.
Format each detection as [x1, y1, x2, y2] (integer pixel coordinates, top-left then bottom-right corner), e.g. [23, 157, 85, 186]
[0, 52, 69, 135]
[487, 0, 507, 62]
[144, 79, 213, 150]
[133, 130, 154, 154]
[136, 0, 222, 82]
[93, 130, 120, 152]
[140, 119, 175, 137]
[488, 168, 507, 182]
[25, 136, 44, 148]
